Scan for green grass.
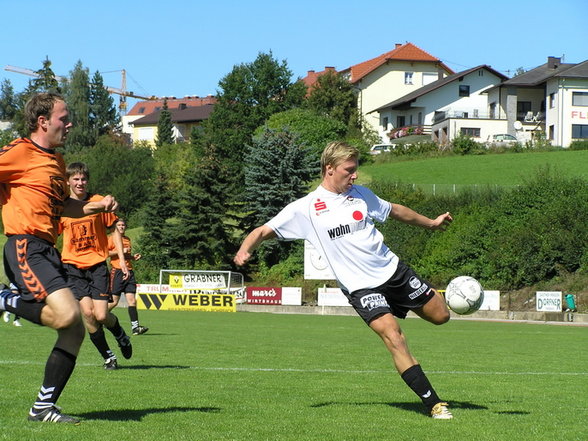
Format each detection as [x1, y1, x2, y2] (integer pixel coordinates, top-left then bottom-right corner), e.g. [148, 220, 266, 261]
[1, 310, 587, 440]
[360, 150, 588, 187]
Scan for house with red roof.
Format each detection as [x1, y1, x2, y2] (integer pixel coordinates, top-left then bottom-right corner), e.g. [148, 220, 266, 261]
[121, 95, 216, 145]
[303, 43, 453, 138]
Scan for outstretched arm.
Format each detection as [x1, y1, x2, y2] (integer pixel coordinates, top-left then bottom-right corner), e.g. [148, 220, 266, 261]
[62, 195, 119, 218]
[389, 203, 453, 231]
[234, 225, 277, 266]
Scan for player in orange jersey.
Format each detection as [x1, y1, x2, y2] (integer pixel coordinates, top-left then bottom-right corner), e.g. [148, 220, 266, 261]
[1, 92, 121, 424]
[108, 218, 149, 335]
[60, 162, 132, 370]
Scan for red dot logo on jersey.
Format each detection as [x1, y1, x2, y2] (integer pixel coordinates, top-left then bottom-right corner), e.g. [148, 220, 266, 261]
[352, 210, 363, 221]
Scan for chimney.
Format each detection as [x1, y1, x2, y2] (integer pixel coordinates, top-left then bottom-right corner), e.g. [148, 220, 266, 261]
[547, 56, 561, 69]
[307, 70, 315, 76]
[395, 43, 402, 49]
[325, 66, 335, 72]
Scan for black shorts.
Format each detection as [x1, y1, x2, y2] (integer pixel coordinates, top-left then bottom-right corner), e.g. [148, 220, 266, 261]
[3, 235, 69, 302]
[109, 268, 137, 296]
[64, 261, 110, 301]
[343, 260, 436, 324]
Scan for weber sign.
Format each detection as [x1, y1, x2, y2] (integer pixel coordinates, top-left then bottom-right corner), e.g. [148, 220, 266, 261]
[536, 291, 562, 312]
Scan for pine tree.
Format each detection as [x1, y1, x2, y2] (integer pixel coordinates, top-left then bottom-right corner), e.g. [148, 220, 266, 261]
[0, 79, 18, 120]
[136, 173, 174, 280]
[90, 71, 120, 135]
[242, 127, 319, 265]
[31, 56, 61, 94]
[168, 146, 234, 268]
[64, 60, 95, 150]
[155, 99, 174, 146]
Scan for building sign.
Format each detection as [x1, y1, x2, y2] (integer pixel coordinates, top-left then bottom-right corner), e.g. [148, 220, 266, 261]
[536, 291, 562, 312]
[246, 287, 282, 305]
[136, 284, 235, 312]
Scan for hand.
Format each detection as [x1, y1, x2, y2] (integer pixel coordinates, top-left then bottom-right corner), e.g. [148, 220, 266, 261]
[234, 250, 251, 266]
[431, 212, 453, 231]
[100, 195, 119, 213]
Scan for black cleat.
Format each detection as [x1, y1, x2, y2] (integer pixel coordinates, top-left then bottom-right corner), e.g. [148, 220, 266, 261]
[28, 406, 80, 424]
[104, 357, 118, 370]
[132, 326, 149, 335]
[117, 334, 133, 359]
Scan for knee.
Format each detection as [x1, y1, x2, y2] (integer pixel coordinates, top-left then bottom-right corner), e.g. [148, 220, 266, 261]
[431, 311, 450, 325]
[94, 310, 108, 323]
[53, 307, 82, 330]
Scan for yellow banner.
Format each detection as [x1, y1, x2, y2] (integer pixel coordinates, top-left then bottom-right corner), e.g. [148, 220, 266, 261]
[136, 284, 235, 312]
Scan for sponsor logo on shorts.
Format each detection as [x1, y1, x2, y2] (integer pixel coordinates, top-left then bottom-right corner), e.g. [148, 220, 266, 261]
[409, 276, 421, 289]
[360, 293, 389, 311]
[408, 283, 430, 300]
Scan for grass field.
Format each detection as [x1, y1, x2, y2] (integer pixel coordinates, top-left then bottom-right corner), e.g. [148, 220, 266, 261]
[360, 150, 588, 189]
[1, 310, 586, 441]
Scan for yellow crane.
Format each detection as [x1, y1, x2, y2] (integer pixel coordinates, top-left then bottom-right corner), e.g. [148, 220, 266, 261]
[4, 65, 157, 113]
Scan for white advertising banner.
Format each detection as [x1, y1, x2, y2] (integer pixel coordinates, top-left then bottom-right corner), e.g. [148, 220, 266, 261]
[282, 287, 302, 306]
[536, 291, 562, 312]
[317, 287, 350, 307]
[479, 290, 500, 311]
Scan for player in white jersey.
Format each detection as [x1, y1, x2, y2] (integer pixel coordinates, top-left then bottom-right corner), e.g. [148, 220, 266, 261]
[234, 141, 454, 419]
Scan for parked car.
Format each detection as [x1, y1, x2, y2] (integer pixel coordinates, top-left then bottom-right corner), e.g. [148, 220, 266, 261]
[369, 144, 393, 155]
[486, 134, 519, 147]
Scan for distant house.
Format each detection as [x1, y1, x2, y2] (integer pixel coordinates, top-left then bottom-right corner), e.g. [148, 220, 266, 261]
[485, 56, 588, 147]
[122, 96, 216, 145]
[302, 43, 453, 138]
[374, 65, 508, 144]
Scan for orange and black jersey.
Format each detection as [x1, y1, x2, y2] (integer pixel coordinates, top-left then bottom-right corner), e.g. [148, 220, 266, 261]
[60, 194, 118, 269]
[0, 138, 68, 244]
[108, 235, 133, 270]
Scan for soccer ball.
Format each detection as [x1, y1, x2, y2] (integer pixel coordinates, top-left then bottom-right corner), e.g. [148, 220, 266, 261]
[445, 276, 484, 315]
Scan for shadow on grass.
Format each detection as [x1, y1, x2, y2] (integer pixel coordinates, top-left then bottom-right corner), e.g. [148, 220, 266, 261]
[311, 400, 488, 415]
[116, 365, 192, 370]
[76, 406, 221, 421]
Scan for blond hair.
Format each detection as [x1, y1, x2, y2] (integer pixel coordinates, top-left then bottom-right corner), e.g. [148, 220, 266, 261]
[320, 141, 359, 177]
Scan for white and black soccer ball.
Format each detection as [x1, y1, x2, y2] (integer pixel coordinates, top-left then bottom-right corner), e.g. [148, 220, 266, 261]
[445, 276, 484, 315]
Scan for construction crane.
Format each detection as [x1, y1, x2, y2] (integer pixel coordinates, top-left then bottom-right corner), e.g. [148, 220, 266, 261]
[4, 65, 157, 113]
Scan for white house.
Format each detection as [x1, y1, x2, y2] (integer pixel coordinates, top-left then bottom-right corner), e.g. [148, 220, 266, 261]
[304, 43, 453, 137]
[373, 65, 508, 144]
[486, 56, 588, 147]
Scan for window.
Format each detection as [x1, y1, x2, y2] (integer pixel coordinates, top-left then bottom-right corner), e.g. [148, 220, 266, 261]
[418, 112, 422, 125]
[572, 124, 588, 138]
[138, 107, 146, 114]
[460, 127, 480, 137]
[549, 93, 556, 108]
[489, 102, 496, 119]
[572, 92, 588, 106]
[517, 101, 532, 121]
[382, 117, 389, 129]
[459, 85, 470, 97]
[549, 125, 554, 140]
[397, 116, 406, 127]
[404, 72, 413, 85]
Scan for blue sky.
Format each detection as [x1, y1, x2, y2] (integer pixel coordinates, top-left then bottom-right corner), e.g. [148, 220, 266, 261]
[1, 0, 586, 108]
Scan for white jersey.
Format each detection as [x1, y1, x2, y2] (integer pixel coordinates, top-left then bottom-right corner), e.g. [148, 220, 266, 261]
[266, 184, 399, 293]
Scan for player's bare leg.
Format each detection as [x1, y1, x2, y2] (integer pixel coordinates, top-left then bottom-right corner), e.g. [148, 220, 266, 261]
[369, 312, 453, 419]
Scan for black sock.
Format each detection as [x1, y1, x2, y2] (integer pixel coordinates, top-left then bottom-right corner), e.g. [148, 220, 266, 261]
[400, 364, 441, 410]
[128, 306, 139, 328]
[0, 291, 44, 325]
[89, 327, 114, 360]
[106, 314, 125, 340]
[31, 347, 76, 413]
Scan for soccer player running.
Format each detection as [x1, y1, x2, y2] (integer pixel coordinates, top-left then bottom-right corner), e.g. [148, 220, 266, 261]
[234, 141, 455, 419]
[0, 92, 121, 423]
[60, 162, 133, 370]
[107, 218, 149, 335]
